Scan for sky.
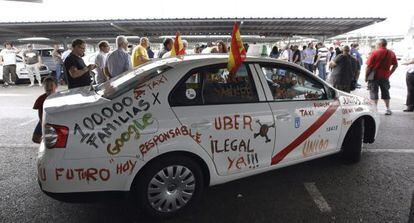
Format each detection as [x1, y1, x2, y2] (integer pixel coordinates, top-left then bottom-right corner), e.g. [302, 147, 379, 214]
[0, 0, 413, 36]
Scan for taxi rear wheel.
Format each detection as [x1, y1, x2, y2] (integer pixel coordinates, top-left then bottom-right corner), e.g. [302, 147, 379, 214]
[132, 155, 204, 218]
[341, 118, 364, 163]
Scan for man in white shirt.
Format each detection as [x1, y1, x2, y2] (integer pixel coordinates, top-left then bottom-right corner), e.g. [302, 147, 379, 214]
[0, 42, 20, 87]
[23, 44, 43, 86]
[303, 43, 316, 72]
[314, 42, 329, 80]
[94, 41, 110, 84]
[279, 45, 290, 61]
[105, 36, 131, 78]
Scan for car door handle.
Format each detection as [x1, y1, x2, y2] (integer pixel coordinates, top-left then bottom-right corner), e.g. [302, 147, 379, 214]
[191, 121, 212, 129]
[275, 113, 291, 121]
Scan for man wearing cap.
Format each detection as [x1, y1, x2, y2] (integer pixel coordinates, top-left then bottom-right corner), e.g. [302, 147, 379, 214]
[23, 44, 42, 86]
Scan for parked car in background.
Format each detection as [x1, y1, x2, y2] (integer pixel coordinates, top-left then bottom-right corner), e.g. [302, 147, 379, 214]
[38, 55, 379, 218]
[0, 54, 51, 83]
[35, 48, 67, 74]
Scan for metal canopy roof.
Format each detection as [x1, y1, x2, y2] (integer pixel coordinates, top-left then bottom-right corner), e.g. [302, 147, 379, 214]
[0, 17, 385, 43]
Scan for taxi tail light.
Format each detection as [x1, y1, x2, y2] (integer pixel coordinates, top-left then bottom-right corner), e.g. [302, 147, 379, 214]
[44, 124, 68, 149]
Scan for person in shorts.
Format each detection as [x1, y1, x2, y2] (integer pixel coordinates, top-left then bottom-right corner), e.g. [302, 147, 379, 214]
[365, 39, 398, 115]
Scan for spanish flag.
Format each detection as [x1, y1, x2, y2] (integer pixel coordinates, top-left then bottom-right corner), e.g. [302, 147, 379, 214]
[228, 23, 246, 74]
[170, 32, 185, 57]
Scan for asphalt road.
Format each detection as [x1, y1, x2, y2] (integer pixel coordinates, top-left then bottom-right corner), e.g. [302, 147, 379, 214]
[0, 66, 413, 223]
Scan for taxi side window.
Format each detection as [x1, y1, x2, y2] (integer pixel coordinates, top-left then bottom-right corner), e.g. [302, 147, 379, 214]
[170, 64, 259, 106]
[260, 65, 326, 101]
[170, 72, 203, 106]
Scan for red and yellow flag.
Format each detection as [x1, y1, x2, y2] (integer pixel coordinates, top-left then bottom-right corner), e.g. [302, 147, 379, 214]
[170, 32, 185, 57]
[228, 23, 246, 74]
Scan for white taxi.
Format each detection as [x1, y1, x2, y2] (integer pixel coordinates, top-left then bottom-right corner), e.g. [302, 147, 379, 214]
[38, 55, 379, 217]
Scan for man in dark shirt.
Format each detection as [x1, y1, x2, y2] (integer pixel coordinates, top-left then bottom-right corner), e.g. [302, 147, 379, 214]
[329, 45, 358, 93]
[64, 39, 96, 89]
[292, 45, 301, 65]
[157, 38, 173, 58]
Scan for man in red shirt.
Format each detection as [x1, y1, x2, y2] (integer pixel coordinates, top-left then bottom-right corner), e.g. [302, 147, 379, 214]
[365, 39, 398, 115]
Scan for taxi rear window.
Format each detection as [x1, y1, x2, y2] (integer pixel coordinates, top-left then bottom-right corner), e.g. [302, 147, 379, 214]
[97, 63, 172, 99]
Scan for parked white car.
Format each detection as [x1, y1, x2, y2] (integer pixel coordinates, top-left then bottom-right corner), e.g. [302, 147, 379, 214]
[0, 55, 51, 83]
[37, 55, 379, 217]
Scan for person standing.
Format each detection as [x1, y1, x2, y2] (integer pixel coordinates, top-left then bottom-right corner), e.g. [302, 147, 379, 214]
[61, 46, 72, 85]
[334, 42, 342, 57]
[269, 46, 279, 59]
[0, 42, 20, 87]
[158, 38, 173, 58]
[131, 37, 150, 67]
[23, 44, 43, 86]
[351, 43, 363, 88]
[303, 43, 316, 72]
[105, 36, 131, 78]
[328, 46, 336, 62]
[314, 42, 329, 80]
[329, 45, 358, 93]
[292, 45, 301, 65]
[194, 44, 202, 54]
[289, 45, 294, 62]
[147, 45, 154, 59]
[365, 39, 398, 115]
[94, 41, 110, 84]
[300, 45, 307, 64]
[162, 39, 188, 58]
[64, 39, 96, 89]
[402, 58, 414, 112]
[217, 41, 228, 53]
[279, 45, 290, 61]
[52, 44, 64, 85]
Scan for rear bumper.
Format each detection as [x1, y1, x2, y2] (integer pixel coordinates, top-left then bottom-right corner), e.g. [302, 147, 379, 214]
[37, 143, 135, 193]
[38, 179, 129, 203]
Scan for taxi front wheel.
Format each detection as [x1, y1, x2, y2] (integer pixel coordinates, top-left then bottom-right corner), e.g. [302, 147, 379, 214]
[341, 118, 364, 163]
[132, 155, 204, 218]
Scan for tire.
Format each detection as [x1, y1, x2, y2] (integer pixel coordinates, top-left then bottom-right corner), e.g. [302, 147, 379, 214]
[341, 118, 364, 163]
[132, 155, 204, 218]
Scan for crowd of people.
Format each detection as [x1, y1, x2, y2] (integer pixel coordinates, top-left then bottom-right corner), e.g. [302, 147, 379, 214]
[1, 36, 413, 116]
[270, 42, 357, 83]
[60, 36, 234, 89]
[269, 39, 409, 115]
[0, 37, 238, 90]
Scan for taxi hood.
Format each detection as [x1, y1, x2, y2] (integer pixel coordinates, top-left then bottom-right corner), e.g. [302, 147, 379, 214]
[43, 86, 108, 114]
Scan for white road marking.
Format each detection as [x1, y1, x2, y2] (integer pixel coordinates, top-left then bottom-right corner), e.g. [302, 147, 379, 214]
[18, 118, 37, 127]
[363, 149, 414, 154]
[0, 144, 38, 148]
[304, 182, 332, 213]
